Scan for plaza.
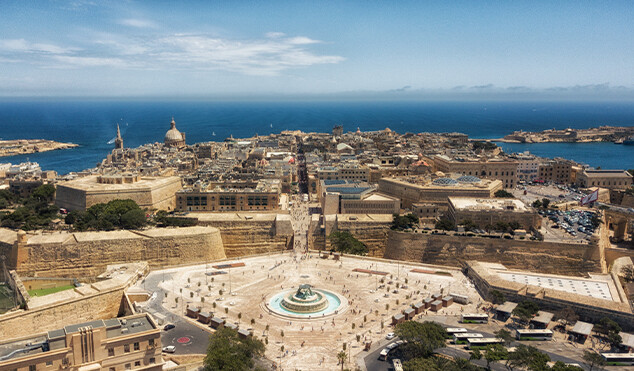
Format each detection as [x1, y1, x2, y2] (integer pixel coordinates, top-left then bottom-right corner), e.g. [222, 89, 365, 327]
[136, 252, 483, 370]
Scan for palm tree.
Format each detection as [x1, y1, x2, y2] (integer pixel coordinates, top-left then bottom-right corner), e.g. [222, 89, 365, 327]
[337, 350, 347, 370]
[238, 312, 242, 325]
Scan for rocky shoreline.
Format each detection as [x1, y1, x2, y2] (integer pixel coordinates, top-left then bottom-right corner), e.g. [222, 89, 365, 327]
[0, 139, 78, 157]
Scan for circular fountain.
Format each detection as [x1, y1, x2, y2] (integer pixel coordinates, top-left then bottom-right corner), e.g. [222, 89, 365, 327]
[267, 284, 346, 318]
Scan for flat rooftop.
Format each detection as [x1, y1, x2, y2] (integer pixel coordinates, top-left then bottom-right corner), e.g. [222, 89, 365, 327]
[497, 271, 614, 301]
[449, 197, 528, 211]
[57, 175, 180, 191]
[0, 314, 155, 363]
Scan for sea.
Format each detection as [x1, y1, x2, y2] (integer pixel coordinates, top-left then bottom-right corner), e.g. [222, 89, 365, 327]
[0, 100, 633, 175]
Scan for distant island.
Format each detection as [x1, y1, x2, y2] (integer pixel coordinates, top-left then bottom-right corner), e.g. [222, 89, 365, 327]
[481, 125, 634, 144]
[0, 139, 78, 157]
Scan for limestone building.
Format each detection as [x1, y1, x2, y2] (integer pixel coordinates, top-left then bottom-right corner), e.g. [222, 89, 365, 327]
[538, 158, 574, 184]
[164, 117, 186, 148]
[114, 124, 123, 150]
[0, 313, 163, 371]
[576, 169, 633, 190]
[176, 180, 280, 212]
[319, 180, 399, 215]
[378, 175, 503, 219]
[55, 174, 182, 211]
[447, 197, 541, 230]
[430, 155, 518, 188]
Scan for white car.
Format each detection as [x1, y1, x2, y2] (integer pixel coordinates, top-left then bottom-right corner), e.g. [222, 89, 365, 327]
[162, 345, 176, 353]
[386, 332, 396, 340]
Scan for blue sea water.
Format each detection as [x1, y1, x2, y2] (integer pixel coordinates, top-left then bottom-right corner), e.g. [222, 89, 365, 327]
[0, 100, 633, 175]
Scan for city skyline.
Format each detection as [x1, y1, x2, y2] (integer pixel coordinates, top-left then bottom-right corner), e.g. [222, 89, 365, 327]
[0, 1, 633, 98]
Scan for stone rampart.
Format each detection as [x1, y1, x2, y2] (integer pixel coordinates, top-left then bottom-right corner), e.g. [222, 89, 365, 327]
[308, 214, 392, 256]
[466, 261, 634, 331]
[4, 226, 225, 278]
[384, 230, 601, 276]
[0, 263, 146, 339]
[192, 213, 292, 257]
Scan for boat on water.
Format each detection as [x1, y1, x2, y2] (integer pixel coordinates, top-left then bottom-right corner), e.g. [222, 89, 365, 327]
[624, 136, 634, 145]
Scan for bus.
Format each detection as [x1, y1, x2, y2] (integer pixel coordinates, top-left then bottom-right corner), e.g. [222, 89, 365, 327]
[392, 358, 403, 371]
[600, 353, 634, 366]
[445, 328, 468, 338]
[467, 338, 504, 350]
[453, 333, 483, 344]
[515, 329, 554, 341]
[460, 313, 489, 324]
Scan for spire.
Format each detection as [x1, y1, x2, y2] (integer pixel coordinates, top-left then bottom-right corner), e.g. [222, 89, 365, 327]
[171, 117, 176, 129]
[114, 123, 123, 149]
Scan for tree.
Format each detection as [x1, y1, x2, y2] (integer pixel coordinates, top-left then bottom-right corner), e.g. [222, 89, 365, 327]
[581, 350, 606, 371]
[489, 290, 505, 305]
[494, 329, 513, 347]
[483, 344, 508, 370]
[550, 361, 583, 370]
[594, 317, 622, 349]
[554, 307, 578, 326]
[237, 312, 242, 325]
[532, 199, 542, 208]
[621, 265, 634, 283]
[337, 350, 347, 371]
[512, 300, 539, 326]
[394, 321, 447, 359]
[435, 218, 455, 231]
[495, 190, 514, 198]
[461, 219, 478, 232]
[328, 230, 368, 255]
[203, 327, 265, 371]
[391, 213, 419, 231]
[506, 344, 549, 371]
[403, 358, 441, 371]
[541, 198, 550, 209]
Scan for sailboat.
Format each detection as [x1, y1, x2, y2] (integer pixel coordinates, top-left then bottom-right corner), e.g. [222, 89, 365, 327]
[212, 131, 216, 136]
[270, 123, 273, 128]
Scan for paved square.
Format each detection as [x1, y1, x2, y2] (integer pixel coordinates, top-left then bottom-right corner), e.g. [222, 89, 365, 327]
[147, 252, 483, 370]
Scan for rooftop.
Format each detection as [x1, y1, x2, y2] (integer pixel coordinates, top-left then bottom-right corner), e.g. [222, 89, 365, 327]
[449, 197, 528, 212]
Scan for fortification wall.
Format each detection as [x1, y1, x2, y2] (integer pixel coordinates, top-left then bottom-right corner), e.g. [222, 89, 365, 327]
[335, 220, 391, 257]
[8, 227, 225, 278]
[195, 219, 291, 257]
[0, 263, 146, 339]
[384, 231, 601, 276]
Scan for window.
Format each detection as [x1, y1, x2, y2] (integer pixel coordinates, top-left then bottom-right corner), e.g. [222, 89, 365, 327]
[134, 361, 141, 367]
[149, 339, 155, 347]
[124, 344, 130, 353]
[134, 342, 140, 351]
[108, 348, 114, 357]
[30, 366, 36, 371]
[109, 368, 116, 371]
[125, 364, 131, 370]
[149, 358, 156, 364]
[46, 361, 53, 366]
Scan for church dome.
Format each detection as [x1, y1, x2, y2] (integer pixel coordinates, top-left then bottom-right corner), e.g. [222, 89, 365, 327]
[165, 118, 183, 142]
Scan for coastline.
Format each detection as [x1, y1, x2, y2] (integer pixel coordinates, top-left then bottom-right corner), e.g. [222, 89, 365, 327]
[0, 139, 78, 158]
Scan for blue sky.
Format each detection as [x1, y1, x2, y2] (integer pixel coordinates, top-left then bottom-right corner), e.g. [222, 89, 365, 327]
[0, 1, 633, 98]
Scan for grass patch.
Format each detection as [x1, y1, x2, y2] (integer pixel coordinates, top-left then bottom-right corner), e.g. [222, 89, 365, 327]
[28, 285, 75, 297]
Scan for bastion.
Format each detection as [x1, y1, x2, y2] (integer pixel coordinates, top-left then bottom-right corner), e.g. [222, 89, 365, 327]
[55, 174, 182, 211]
[0, 226, 225, 277]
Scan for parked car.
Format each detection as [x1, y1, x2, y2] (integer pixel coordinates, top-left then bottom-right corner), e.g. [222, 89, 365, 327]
[163, 324, 175, 331]
[386, 332, 396, 340]
[163, 345, 176, 353]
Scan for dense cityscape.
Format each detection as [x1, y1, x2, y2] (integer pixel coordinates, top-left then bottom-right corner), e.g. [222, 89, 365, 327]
[0, 118, 632, 370]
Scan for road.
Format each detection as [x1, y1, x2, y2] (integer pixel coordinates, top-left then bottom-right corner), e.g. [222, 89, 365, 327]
[139, 272, 211, 355]
[362, 324, 591, 371]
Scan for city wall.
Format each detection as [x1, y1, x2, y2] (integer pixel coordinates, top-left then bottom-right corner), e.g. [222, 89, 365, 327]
[308, 214, 392, 257]
[192, 214, 292, 257]
[0, 263, 146, 339]
[383, 230, 602, 276]
[466, 261, 634, 332]
[3, 226, 225, 278]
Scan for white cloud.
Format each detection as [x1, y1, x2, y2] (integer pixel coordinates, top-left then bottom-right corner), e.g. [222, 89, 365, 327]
[0, 32, 345, 75]
[118, 18, 158, 29]
[0, 39, 79, 54]
[265, 32, 286, 38]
